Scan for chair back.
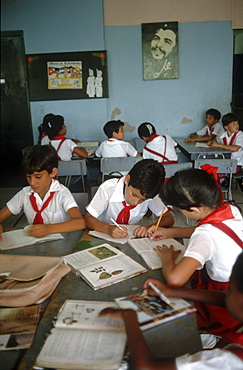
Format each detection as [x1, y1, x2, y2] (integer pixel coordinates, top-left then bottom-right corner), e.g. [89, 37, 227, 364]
[57, 159, 87, 190]
[163, 162, 193, 178]
[100, 157, 143, 182]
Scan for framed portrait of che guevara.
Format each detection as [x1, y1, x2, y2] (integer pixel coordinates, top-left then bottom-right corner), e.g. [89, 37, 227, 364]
[142, 22, 179, 81]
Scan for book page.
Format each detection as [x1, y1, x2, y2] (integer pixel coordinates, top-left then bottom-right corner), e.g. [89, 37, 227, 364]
[195, 142, 210, 148]
[35, 328, 126, 370]
[56, 300, 124, 331]
[88, 224, 139, 244]
[80, 254, 147, 290]
[64, 244, 122, 270]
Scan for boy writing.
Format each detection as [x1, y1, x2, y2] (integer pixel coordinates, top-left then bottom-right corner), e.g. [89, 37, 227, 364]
[84, 159, 174, 239]
[95, 120, 141, 158]
[0, 145, 85, 239]
[100, 252, 243, 369]
[185, 108, 224, 142]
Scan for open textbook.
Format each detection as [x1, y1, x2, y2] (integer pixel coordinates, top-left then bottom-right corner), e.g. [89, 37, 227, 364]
[115, 293, 196, 331]
[34, 300, 126, 370]
[0, 228, 64, 250]
[195, 142, 210, 148]
[128, 238, 186, 270]
[88, 224, 138, 244]
[64, 243, 147, 290]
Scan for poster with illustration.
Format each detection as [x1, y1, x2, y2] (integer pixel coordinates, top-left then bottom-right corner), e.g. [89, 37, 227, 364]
[142, 22, 179, 80]
[47, 61, 82, 89]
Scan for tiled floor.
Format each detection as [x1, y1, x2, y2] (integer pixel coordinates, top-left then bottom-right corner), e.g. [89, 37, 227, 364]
[0, 178, 242, 233]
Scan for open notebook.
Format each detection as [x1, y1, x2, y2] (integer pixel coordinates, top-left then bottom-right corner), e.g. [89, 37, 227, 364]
[88, 224, 139, 244]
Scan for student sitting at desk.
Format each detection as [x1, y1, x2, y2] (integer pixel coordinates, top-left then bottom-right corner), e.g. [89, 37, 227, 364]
[207, 113, 243, 174]
[138, 122, 178, 164]
[185, 108, 224, 143]
[0, 145, 86, 239]
[147, 167, 242, 336]
[84, 159, 174, 239]
[100, 252, 243, 369]
[38, 113, 54, 145]
[95, 120, 141, 158]
[42, 114, 88, 160]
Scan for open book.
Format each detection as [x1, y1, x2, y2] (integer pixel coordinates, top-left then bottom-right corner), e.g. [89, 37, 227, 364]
[34, 300, 126, 370]
[78, 141, 100, 156]
[0, 305, 41, 350]
[88, 224, 138, 244]
[0, 229, 64, 250]
[115, 293, 196, 331]
[64, 243, 147, 290]
[128, 238, 186, 270]
[195, 142, 210, 148]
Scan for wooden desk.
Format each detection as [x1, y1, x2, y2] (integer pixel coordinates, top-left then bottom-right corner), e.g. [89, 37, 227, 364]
[1, 232, 202, 370]
[174, 137, 232, 161]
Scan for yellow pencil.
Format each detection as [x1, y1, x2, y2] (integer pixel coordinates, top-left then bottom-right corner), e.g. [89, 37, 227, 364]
[154, 208, 166, 231]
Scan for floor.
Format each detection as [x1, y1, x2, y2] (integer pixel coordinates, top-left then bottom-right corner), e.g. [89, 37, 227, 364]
[0, 176, 242, 233]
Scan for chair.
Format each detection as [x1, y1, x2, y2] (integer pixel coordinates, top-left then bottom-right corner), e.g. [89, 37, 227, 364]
[100, 157, 143, 183]
[194, 158, 238, 201]
[57, 159, 88, 191]
[163, 162, 193, 178]
[197, 153, 225, 159]
[72, 192, 89, 215]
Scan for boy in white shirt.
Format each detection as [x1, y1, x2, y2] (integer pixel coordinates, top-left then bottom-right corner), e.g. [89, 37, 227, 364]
[95, 120, 140, 158]
[185, 108, 224, 142]
[0, 145, 85, 239]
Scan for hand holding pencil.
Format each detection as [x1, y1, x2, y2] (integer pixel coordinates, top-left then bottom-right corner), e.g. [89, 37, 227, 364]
[108, 217, 128, 239]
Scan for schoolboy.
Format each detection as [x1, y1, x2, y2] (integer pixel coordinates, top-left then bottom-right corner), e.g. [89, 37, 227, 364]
[95, 120, 140, 158]
[138, 122, 178, 163]
[185, 108, 224, 142]
[84, 159, 174, 239]
[0, 145, 85, 239]
[100, 252, 243, 369]
[208, 113, 243, 173]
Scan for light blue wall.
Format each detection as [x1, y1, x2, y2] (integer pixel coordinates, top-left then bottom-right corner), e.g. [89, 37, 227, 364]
[105, 21, 233, 141]
[1, 0, 233, 143]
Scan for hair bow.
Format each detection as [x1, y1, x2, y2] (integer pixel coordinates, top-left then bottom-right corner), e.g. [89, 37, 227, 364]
[200, 164, 219, 181]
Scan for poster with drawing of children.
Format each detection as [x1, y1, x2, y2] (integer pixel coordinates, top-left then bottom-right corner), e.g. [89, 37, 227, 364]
[47, 61, 82, 89]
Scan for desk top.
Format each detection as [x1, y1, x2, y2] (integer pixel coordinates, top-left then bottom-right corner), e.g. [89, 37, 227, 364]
[174, 137, 232, 160]
[0, 231, 202, 369]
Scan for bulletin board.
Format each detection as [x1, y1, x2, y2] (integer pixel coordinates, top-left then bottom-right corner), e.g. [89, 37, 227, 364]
[26, 50, 108, 101]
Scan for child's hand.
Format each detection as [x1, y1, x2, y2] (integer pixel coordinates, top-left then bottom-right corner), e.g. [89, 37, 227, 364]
[99, 307, 134, 321]
[210, 138, 219, 147]
[154, 244, 181, 261]
[147, 225, 173, 240]
[108, 225, 128, 239]
[143, 278, 173, 297]
[27, 224, 50, 238]
[133, 225, 150, 238]
[184, 137, 195, 142]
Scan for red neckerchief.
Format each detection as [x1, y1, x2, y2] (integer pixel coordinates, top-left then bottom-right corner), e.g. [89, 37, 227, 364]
[30, 191, 56, 224]
[108, 139, 115, 141]
[223, 132, 237, 145]
[51, 135, 67, 141]
[41, 133, 48, 138]
[147, 134, 160, 143]
[205, 126, 214, 136]
[116, 201, 136, 224]
[197, 203, 234, 227]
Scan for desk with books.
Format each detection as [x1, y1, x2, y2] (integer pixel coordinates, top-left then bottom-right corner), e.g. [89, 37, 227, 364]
[0, 231, 202, 369]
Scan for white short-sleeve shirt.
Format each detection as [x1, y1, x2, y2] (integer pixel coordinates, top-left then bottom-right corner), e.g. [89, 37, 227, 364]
[95, 139, 137, 158]
[218, 131, 243, 166]
[176, 346, 243, 370]
[142, 135, 178, 162]
[86, 176, 167, 224]
[197, 122, 224, 137]
[184, 205, 243, 282]
[50, 138, 77, 161]
[7, 179, 78, 225]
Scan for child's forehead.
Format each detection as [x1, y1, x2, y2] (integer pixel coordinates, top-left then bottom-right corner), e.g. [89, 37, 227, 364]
[128, 185, 148, 199]
[206, 114, 215, 119]
[26, 170, 48, 175]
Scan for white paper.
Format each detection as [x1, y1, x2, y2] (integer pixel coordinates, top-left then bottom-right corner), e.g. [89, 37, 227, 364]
[89, 224, 139, 244]
[195, 142, 210, 148]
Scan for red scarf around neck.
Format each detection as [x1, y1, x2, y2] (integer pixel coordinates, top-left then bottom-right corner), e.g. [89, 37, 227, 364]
[223, 132, 237, 145]
[30, 191, 55, 224]
[197, 203, 234, 227]
[116, 201, 136, 224]
[147, 134, 160, 143]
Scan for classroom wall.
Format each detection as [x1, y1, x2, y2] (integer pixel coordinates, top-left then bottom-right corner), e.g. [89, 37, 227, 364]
[1, 0, 238, 143]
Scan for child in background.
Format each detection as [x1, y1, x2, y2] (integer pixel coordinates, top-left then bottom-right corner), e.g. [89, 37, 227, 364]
[208, 113, 243, 174]
[0, 145, 85, 239]
[84, 159, 174, 239]
[185, 108, 224, 142]
[95, 120, 140, 158]
[100, 252, 243, 369]
[147, 167, 242, 336]
[42, 114, 88, 160]
[138, 122, 178, 164]
[38, 113, 54, 145]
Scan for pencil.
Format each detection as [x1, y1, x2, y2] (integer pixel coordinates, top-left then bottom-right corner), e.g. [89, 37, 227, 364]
[109, 217, 125, 232]
[148, 282, 173, 307]
[154, 208, 166, 231]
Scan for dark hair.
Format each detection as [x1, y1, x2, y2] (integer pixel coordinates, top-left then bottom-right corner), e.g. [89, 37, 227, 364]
[103, 120, 124, 138]
[128, 159, 165, 199]
[222, 113, 239, 128]
[37, 113, 55, 144]
[206, 109, 221, 121]
[138, 122, 156, 139]
[161, 168, 221, 211]
[22, 145, 58, 174]
[43, 115, 64, 139]
[231, 252, 243, 294]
